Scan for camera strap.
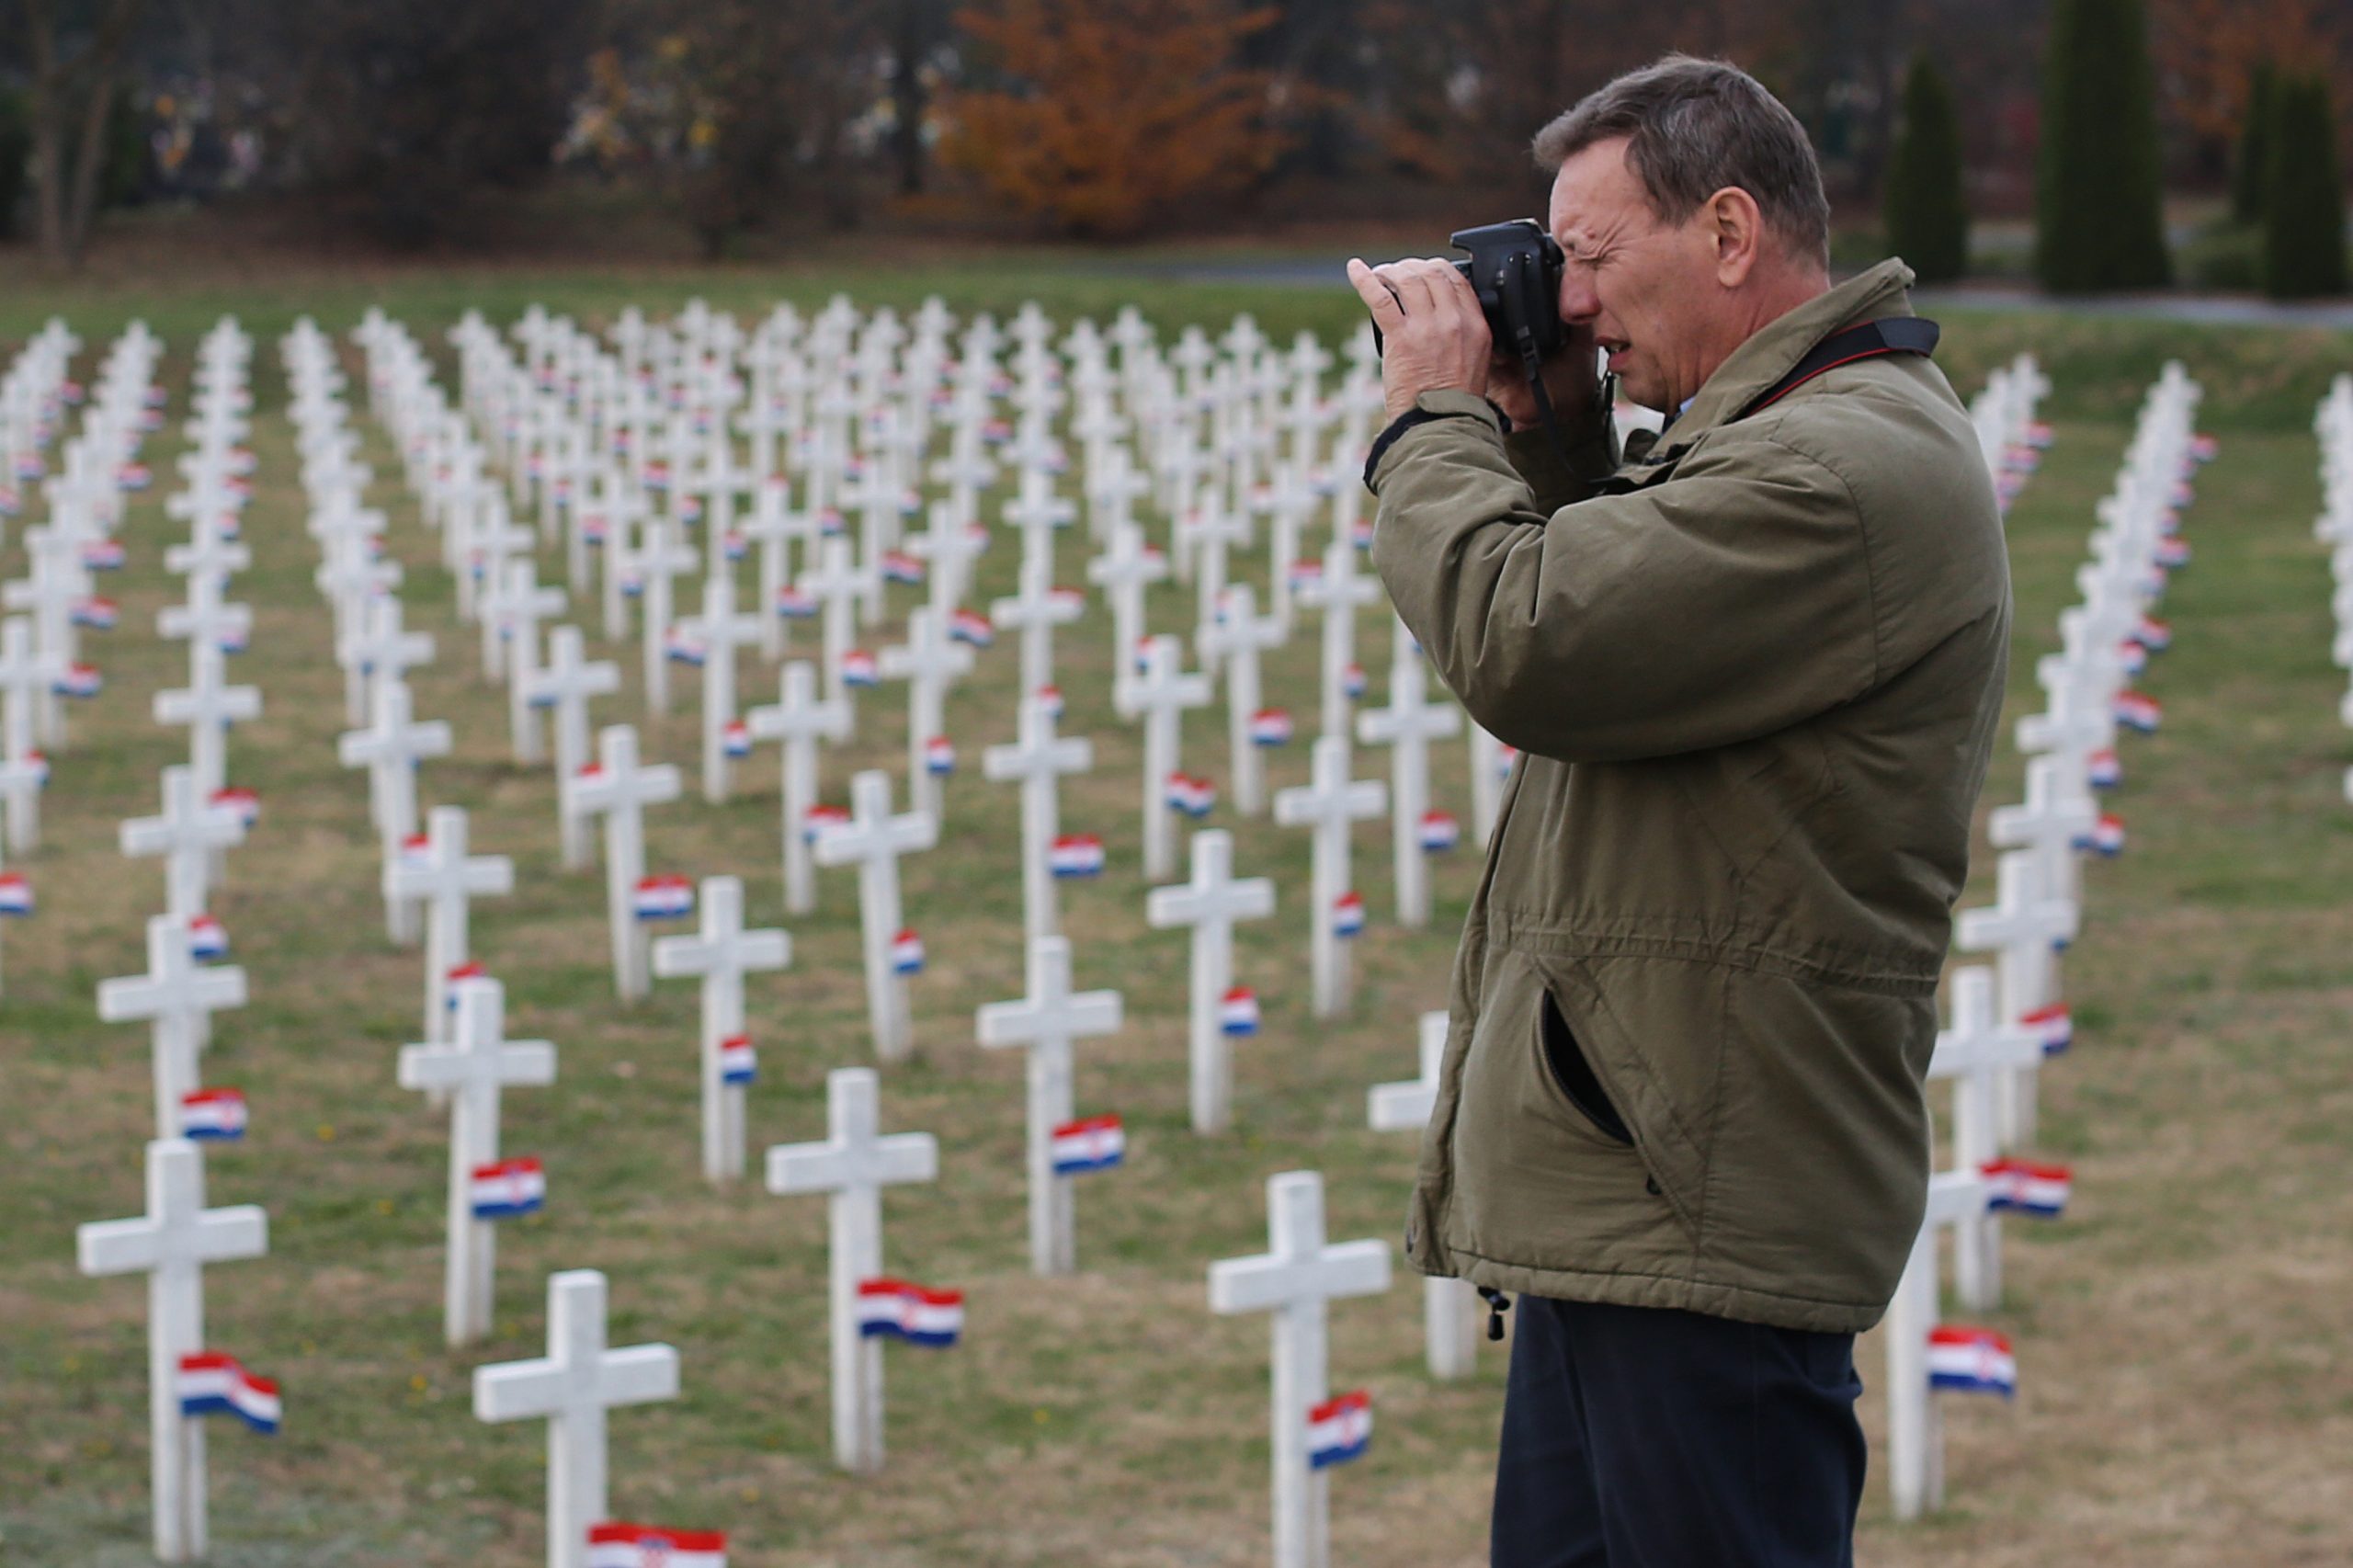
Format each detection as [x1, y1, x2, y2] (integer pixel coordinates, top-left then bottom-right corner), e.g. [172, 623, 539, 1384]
[1735, 317, 1941, 421]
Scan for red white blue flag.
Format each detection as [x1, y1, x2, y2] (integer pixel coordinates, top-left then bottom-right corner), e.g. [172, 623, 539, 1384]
[949, 609, 995, 646]
[722, 530, 747, 562]
[841, 650, 879, 687]
[1050, 1113, 1125, 1175]
[54, 663, 102, 699]
[180, 1087, 247, 1142]
[720, 1034, 756, 1085]
[212, 788, 259, 827]
[1249, 709, 1294, 747]
[1049, 834, 1105, 878]
[723, 720, 751, 758]
[2024, 1001, 2072, 1054]
[177, 1352, 280, 1433]
[2154, 537, 2190, 570]
[1342, 664, 1367, 699]
[1980, 1158, 2072, 1217]
[80, 539, 125, 571]
[1288, 559, 1324, 591]
[2086, 749, 2122, 790]
[1047, 585, 1085, 615]
[2078, 813, 2125, 857]
[803, 803, 850, 844]
[444, 960, 487, 1007]
[775, 585, 817, 619]
[1220, 986, 1260, 1037]
[2133, 616, 2171, 652]
[1494, 744, 1518, 783]
[1418, 810, 1461, 853]
[857, 1278, 963, 1346]
[470, 1156, 546, 1220]
[71, 597, 118, 630]
[632, 874, 695, 921]
[585, 1522, 728, 1568]
[1166, 773, 1216, 818]
[1034, 684, 1063, 718]
[1927, 1325, 2016, 1397]
[891, 928, 925, 975]
[2113, 692, 2161, 733]
[664, 628, 707, 666]
[0, 872, 31, 916]
[881, 551, 924, 585]
[17, 749, 48, 787]
[1307, 1391, 1372, 1469]
[1333, 892, 1367, 937]
[925, 735, 956, 776]
[188, 914, 229, 960]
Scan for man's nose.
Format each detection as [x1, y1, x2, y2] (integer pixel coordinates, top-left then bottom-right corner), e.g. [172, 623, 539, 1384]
[1558, 270, 1600, 324]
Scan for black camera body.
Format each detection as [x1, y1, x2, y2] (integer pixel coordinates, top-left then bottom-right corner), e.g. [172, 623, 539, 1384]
[1449, 219, 1568, 360]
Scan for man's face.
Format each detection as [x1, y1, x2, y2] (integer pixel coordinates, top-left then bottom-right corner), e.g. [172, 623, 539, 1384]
[1547, 138, 1728, 414]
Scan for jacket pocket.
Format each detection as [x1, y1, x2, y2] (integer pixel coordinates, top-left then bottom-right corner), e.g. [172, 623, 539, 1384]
[1538, 990, 1633, 1145]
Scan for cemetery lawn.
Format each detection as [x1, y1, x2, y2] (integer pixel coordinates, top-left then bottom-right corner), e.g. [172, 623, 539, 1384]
[3, 265, 2349, 1567]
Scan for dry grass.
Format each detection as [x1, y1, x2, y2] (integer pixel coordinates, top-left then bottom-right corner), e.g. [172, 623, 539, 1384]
[1, 297, 2348, 1568]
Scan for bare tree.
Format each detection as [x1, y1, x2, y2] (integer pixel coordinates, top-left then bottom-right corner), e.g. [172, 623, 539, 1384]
[20, 0, 146, 267]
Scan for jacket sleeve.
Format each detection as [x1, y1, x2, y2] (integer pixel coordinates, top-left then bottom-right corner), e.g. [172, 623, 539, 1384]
[1368, 392, 1881, 764]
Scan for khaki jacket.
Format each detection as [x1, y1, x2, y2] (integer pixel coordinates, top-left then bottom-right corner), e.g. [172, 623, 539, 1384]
[1367, 260, 2009, 1332]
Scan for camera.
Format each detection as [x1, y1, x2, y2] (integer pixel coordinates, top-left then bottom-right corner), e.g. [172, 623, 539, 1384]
[1447, 219, 1569, 361]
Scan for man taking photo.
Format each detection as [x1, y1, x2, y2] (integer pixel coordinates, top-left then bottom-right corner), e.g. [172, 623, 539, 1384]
[1346, 54, 2011, 1567]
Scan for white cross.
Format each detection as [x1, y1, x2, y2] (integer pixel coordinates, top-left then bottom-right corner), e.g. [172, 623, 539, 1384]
[337, 681, 451, 946]
[880, 605, 975, 821]
[654, 874, 791, 1185]
[398, 975, 557, 1344]
[335, 595, 433, 731]
[159, 572, 256, 692]
[801, 535, 876, 707]
[0, 616, 55, 849]
[1086, 519, 1169, 695]
[990, 554, 1085, 699]
[522, 626, 620, 870]
[76, 1137, 268, 1563]
[1120, 633, 1211, 881]
[1987, 755, 2097, 910]
[745, 659, 851, 915]
[976, 934, 1124, 1275]
[1929, 967, 2044, 1312]
[1297, 537, 1381, 746]
[4, 527, 85, 744]
[1258, 464, 1329, 636]
[594, 485, 653, 642]
[1355, 635, 1461, 928]
[472, 1269, 680, 1568]
[153, 642, 261, 801]
[384, 805, 514, 1046]
[632, 514, 699, 715]
[738, 474, 813, 660]
[1207, 1170, 1391, 1568]
[98, 912, 249, 1138]
[983, 691, 1096, 942]
[909, 497, 987, 626]
[1274, 735, 1388, 1019]
[1882, 1166, 1993, 1521]
[1145, 828, 1276, 1133]
[766, 1066, 939, 1474]
[1366, 1011, 1479, 1378]
[119, 765, 246, 923]
[563, 724, 682, 1002]
[1196, 583, 1288, 817]
[1179, 499, 1253, 665]
[813, 768, 938, 1061]
[483, 560, 567, 762]
[1954, 849, 2077, 1147]
[1002, 463, 1076, 581]
[676, 572, 767, 802]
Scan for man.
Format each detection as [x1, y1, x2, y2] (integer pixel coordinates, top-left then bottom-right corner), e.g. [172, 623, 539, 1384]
[1345, 55, 2010, 1567]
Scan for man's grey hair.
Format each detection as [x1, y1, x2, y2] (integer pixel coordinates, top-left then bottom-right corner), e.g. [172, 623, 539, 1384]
[1531, 55, 1831, 267]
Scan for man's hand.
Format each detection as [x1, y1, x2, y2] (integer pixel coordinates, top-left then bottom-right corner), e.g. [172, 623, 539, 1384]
[1347, 256, 1493, 422]
[1484, 323, 1607, 437]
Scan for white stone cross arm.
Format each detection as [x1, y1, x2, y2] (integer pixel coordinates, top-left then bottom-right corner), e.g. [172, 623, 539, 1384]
[765, 1068, 940, 1197]
[77, 1136, 267, 1278]
[1367, 1011, 1449, 1131]
[1209, 1174, 1391, 1315]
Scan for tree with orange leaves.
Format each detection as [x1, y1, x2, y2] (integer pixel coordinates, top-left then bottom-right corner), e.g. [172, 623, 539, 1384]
[943, 0, 1287, 239]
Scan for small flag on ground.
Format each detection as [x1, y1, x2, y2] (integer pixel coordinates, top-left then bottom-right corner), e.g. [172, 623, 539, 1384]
[723, 720, 751, 758]
[881, 551, 924, 585]
[1926, 1325, 2016, 1397]
[857, 1278, 964, 1346]
[0, 872, 29, 916]
[1219, 985, 1260, 1037]
[177, 1352, 280, 1433]
[2086, 749, 2122, 790]
[719, 1034, 756, 1085]
[470, 1156, 547, 1220]
[2113, 692, 2162, 733]
[1333, 892, 1366, 937]
[632, 874, 695, 921]
[891, 928, 925, 975]
[841, 650, 879, 687]
[1049, 1114, 1125, 1175]
[2024, 1002, 2073, 1054]
[1980, 1158, 2072, 1217]
[775, 585, 817, 619]
[924, 735, 956, 776]
[211, 788, 259, 827]
[180, 1087, 247, 1142]
[949, 609, 995, 646]
[1166, 773, 1216, 818]
[71, 597, 118, 630]
[803, 803, 850, 844]
[54, 663, 102, 698]
[1418, 810, 1461, 852]
[188, 914, 229, 960]
[1248, 709, 1294, 747]
[586, 1522, 728, 1568]
[1308, 1391, 1372, 1470]
[2078, 813, 2126, 858]
[1049, 834, 1105, 878]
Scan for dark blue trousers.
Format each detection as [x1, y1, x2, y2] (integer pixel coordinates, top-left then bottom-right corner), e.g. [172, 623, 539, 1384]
[1491, 1294, 1867, 1568]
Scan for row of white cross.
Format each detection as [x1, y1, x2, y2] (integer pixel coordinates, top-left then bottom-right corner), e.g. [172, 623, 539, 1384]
[1886, 359, 2213, 1520]
[2311, 375, 2353, 792]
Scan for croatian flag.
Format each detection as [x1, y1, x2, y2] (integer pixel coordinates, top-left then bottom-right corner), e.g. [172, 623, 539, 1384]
[925, 735, 956, 776]
[1495, 744, 1519, 782]
[1333, 892, 1367, 937]
[2078, 813, 2126, 857]
[80, 539, 125, 571]
[1034, 685, 1064, 719]
[0, 872, 30, 916]
[1166, 773, 1216, 818]
[1047, 585, 1086, 616]
[470, 1156, 547, 1220]
[582, 514, 608, 546]
[2133, 616, 2171, 652]
[722, 530, 747, 563]
[211, 788, 260, 828]
[664, 629, 708, 666]
[857, 1278, 964, 1346]
[720, 1034, 756, 1085]
[724, 721, 752, 758]
[180, 1087, 247, 1142]
[1980, 1157, 2073, 1217]
[71, 597, 119, 630]
[632, 874, 696, 922]
[2117, 640, 2147, 676]
[585, 1522, 728, 1568]
[118, 461, 153, 491]
[2024, 1001, 2073, 1054]
[444, 960, 488, 1006]
[398, 833, 433, 867]
[18, 749, 47, 787]
[177, 1352, 281, 1433]
[1220, 985, 1260, 1037]
[188, 914, 230, 960]
[949, 609, 995, 646]
[1351, 518, 1375, 550]
[1926, 1325, 2017, 1397]
[842, 650, 879, 687]
[2086, 749, 2122, 790]
[643, 460, 671, 492]
[1249, 709, 1294, 747]
[54, 663, 102, 698]
[891, 928, 926, 975]
[1049, 834, 1106, 878]
[803, 803, 851, 844]
[620, 570, 645, 598]
[1050, 1114, 1125, 1176]
[2113, 693, 2162, 734]
[1307, 1391, 1372, 1470]
[881, 551, 924, 585]
[1418, 810, 1461, 853]
[818, 506, 847, 537]
[1289, 559, 1324, 592]
[1342, 664, 1368, 699]
[775, 585, 817, 619]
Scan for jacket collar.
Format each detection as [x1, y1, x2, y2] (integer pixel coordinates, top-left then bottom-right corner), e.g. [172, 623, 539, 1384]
[1641, 258, 1918, 456]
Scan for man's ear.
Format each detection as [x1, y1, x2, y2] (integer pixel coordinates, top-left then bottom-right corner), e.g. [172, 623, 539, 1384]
[1708, 186, 1764, 288]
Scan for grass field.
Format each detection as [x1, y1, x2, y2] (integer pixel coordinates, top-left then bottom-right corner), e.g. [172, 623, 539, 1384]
[2, 262, 2350, 1567]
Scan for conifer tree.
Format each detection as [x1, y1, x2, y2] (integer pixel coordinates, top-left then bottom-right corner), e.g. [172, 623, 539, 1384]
[2035, 0, 2172, 292]
[2231, 61, 2277, 227]
[2260, 74, 2348, 300]
[1884, 54, 1970, 285]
